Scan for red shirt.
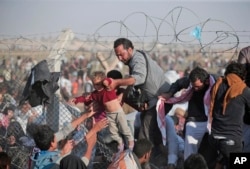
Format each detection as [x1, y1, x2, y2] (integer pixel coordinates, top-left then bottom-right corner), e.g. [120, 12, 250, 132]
[91, 89, 117, 104]
[74, 89, 117, 122]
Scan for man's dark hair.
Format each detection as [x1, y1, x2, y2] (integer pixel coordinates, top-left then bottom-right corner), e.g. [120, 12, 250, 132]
[224, 62, 246, 80]
[107, 70, 123, 79]
[26, 123, 39, 138]
[113, 38, 134, 50]
[33, 125, 55, 150]
[184, 153, 208, 169]
[60, 154, 85, 169]
[189, 67, 209, 83]
[133, 139, 153, 158]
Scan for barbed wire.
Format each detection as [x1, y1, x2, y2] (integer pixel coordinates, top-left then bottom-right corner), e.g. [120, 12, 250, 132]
[0, 6, 250, 169]
[0, 5, 247, 101]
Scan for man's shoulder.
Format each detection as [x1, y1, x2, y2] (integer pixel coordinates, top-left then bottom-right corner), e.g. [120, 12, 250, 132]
[136, 50, 147, 56]
[133, 50, 146, 59]
[174, 76, 190, 85]
[135, 50, 151, 61]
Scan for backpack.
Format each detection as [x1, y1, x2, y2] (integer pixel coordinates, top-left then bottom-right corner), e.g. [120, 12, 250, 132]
[30, 148, 60, 169]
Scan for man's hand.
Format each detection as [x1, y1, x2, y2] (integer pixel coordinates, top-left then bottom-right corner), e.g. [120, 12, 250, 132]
[84, 102, 98, 118]
[139, 102, 148, 112]
[92, 118, 109, 133]
[60, 139, 74, 156]
[158, 93, 172, 102]
[84, 118, 108, 151]
[103, 78, 112, 89]
[106, 78, 119, 90]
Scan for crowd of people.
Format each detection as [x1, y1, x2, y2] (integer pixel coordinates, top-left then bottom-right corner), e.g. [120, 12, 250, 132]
[0, 38, 249, 169]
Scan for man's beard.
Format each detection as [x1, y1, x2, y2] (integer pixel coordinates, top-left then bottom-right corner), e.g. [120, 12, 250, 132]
[124, 61, 129, 65]
[123, 58, 131, 65]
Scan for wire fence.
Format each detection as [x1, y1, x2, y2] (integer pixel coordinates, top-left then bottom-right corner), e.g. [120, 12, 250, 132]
[0, 6, 249, 169]
[0, 29, 117, 168]
[0, 34, 188, 169]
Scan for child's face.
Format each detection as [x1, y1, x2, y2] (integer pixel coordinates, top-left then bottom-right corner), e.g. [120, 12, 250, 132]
[92, 78, 104, 90]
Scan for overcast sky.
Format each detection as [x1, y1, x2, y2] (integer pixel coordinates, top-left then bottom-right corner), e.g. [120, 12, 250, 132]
[0, 0, 249, 35]
[0, 0, 249, 50]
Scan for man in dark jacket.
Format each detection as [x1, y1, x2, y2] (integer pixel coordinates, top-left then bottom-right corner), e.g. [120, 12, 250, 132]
[207, 62, 250, 169]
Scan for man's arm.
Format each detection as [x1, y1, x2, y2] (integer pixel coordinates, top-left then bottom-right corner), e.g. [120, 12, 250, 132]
[159, 77, 190, 100]
[115, 77, 136, 86]
[71, 103, 97, 129]
[106, 77, 136, 90]
[55, 103, 97, 141]
[81, 118, 108, 165]
[168, 76, 190, 94]
[56, 118, 108, 166]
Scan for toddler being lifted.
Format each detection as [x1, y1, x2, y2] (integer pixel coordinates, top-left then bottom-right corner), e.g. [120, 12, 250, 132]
[72, 71, 134, 151]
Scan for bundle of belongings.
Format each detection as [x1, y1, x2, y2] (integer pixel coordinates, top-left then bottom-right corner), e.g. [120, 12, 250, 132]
[20, 60, 60, 107]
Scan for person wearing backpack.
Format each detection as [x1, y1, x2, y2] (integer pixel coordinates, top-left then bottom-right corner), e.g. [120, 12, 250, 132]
[29, 105, 108, 169]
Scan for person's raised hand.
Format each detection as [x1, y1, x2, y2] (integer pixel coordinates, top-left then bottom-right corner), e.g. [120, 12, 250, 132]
[60, 139, 74, 156]
[85, 102, 98, 118]
[92, 118, 109, 133]
[84, 118, 108, 149]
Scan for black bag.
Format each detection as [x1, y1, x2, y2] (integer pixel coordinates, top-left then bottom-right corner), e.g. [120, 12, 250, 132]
[123, 85, 148, 111]
[123, 50, 148, 111]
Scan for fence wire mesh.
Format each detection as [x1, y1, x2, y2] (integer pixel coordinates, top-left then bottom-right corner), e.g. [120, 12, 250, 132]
[0, 24, 242, 168]
[0, 53, 117, 169]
